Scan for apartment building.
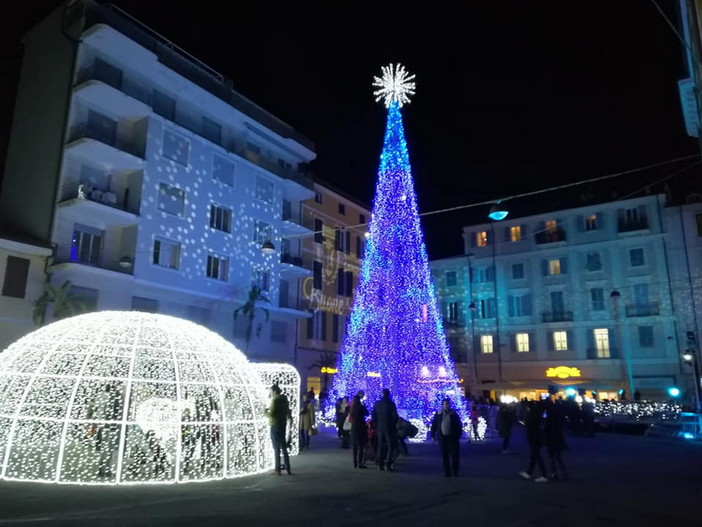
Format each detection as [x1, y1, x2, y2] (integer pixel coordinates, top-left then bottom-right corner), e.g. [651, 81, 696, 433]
[432, 194, 687, 402]
[296, 182, 370, 394]
[0, 1, 316, 361]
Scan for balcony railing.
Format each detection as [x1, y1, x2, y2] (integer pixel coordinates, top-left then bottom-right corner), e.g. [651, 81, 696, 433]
[625, 303, 660, 317]
[281, 253, 305, 268]
[618, 218, 649, 232]
[542, 311, 573, 323]
[587, 347, 619, 359]
[59, 182, 137, 213]
[69, 122, 144, 159]
[535, 229, 567, 244]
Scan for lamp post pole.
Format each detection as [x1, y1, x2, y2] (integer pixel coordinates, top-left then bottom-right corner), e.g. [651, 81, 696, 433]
[611, 290, 635, 399]
[684, 332, 701, 413]
[465, 253, 477, 392]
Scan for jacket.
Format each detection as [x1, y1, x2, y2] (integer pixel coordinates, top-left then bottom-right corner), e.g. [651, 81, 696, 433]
[430, 409, 463, 441]
[372, 396, 399, 433]
[266, 394, 290, 427]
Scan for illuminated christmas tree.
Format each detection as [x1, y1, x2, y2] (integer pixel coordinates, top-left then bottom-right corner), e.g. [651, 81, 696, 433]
[332, 64, 466, 425]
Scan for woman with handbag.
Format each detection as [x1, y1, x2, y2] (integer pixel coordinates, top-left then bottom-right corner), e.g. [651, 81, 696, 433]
[349, 394, 369, 468]
[299, 394, 316, 451]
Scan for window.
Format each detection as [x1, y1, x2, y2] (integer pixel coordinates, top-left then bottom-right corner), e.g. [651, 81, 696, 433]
[309, 310, 327, 341]
[638, 326, 654, 347]
[313, 261, 323, 290]
[70, 225, 103, 265]
[206, 254, 229, 281]
[593, 328, 610, 358]
[591, 288, 605, 311]
[509, 226, 522, 242]
[158, 183, 185, 217]
[516, 333, 530, 352]
[94, 57, 122, 88]
[548, 259, 561, 275]
[201, 117, 221, 144]
[633, 283, 650, 305]
[68, 285, 99, 312]
[153, 238, 181, 269]
[162, 130, 189, 165]
[344, 271, 353, 297]
[132, 296, 159, 313]
[446, 271, 457, 287]
[271, 321, 287, 343]
[255, 176, 273, 203]
[356, 236, 364, 259]
[253, 220, 272, 244]
[334, 228, 350, 253]
[86, 110, 117, 145]
[508, 295, 532, 317]
[314, 192, 323, 204]
[213, 155, 235, 186]
[584, 214, 598, 231]
[512, 263, 524, 280]
[338, 203, 346, 215]
[629, 248, 645, 267]
[314, 218, 324, 243]
[246, 141, 260, 154]
[447, 302, 459, 322]
[476, 231, 489, 247]
[186, 305, 209, 325]
[475, 266, 495, 283]
[152, 90, 176, 121]
[480, 335, 494, 354]
[545, 220, 558, 234]
[360, 214, 367, 225]
[550, 291, 565, 313]
[586, 252, 602, 271]
[333, 314, 340, 343]
[254, 269, 270, 291]
[479, 298, 496, 319]
[2, 256, 29, 298]
[553, 331, 568, 351]
[210, 204, 232, 233]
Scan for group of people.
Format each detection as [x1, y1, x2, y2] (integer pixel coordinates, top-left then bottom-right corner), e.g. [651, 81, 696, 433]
[519, 393, 568, 482]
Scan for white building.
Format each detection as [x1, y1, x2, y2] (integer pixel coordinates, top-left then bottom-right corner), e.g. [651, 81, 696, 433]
[0, 1, 315, 361]
[0, 235, 52, 351]
[432, 194, 687, 402]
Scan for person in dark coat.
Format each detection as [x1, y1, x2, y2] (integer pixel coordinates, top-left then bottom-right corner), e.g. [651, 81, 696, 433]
[336, 397, 350, 448]
[519, 400, 548, 483]
[430, 398, 463, 477]
[348, 394, 369, 468]
[371, 388, 399, 471]
[544, 394, 568, 480]
[264, 384, 291, 475]
[496, 403, 517, 453]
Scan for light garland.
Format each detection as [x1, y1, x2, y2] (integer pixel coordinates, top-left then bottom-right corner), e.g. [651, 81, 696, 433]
[0, 311, 286, 485]
[593, 401, 682, 420]
[332, 66, 466, 425]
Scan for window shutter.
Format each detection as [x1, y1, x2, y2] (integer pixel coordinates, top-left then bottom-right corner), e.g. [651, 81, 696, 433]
[345, 231, 351, 254]
[521, 224, 527, 238]
[566, 330, 573, 351]
[507, 296, 515, 317]
[547, 332, 554, 351]
[560, 257, 568, 274]
[2, 256, 30, 298]
[334, 229, 341, 251]
[541, 260, 548, 276]
[346, 271, 353, 297]
[576, 215, 583, 232]
[637, 204, 647, 220]
[470, 232, 477, 247]
[306, 313, 314, 339]
[337, 268, 344, 295]
[510, 334, 517, 353]
[596, 212, 604, 229]
[504, 226, 511, 242]
[321, 312, 327, 341]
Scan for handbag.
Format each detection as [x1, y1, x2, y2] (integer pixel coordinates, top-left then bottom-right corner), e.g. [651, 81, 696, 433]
[343, 415, 352, 431]
[310, 426, 319, 436]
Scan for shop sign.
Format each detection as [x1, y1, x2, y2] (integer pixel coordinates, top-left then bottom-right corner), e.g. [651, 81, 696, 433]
[320, 366, 337, 374]
[545, 366, 581, 379]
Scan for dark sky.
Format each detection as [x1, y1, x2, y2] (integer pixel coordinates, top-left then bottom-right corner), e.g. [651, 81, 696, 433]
[1, 1, 698, 259]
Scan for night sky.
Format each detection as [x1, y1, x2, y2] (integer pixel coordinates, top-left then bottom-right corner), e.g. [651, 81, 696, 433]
[0, 1, 697, 258]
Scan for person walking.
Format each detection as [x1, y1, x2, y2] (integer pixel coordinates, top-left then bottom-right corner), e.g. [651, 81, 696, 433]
[265, 384, 292, 475]
[430, 398, 463, 477]
[544, 394, 568, 480]
[519, 400, 548, 483]
[496, 403, 517, 454]
[349, 393, 369, 468]
[372, 388, 399, 471]
[336, 397, 350, 448]
[299, 393, 316, 451]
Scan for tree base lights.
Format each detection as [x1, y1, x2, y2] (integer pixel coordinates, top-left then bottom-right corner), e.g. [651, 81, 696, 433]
[0, 311, 297, 485]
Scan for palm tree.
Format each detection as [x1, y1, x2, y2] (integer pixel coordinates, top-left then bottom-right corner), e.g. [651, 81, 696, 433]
[233, 284, 271, 352]
[308, 352, 338, 394]
[33, 280, 87, 326]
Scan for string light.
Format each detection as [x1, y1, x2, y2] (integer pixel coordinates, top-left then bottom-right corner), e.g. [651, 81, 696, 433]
[372, 63, 416, 108]
[0, 311, 295, 485]
[332, 66, 466, 428]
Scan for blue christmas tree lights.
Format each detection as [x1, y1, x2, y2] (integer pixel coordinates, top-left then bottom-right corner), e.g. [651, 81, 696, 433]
[332, 65, 466, 426]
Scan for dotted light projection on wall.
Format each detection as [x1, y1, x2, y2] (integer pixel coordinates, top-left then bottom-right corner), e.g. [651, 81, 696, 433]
[332, 65, 466, 426]
[0, 311, 288, 485]
[249, 363, 301, 455]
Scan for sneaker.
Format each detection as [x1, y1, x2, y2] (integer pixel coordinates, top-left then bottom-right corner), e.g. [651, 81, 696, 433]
[519, 471, 531, 480]
[534, 476, 549, 483]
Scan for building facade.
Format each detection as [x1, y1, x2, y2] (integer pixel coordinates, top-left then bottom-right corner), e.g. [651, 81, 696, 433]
[0, 1, 317, 361]
[432, 195, 687, 402]
[296, 182, 369, 395]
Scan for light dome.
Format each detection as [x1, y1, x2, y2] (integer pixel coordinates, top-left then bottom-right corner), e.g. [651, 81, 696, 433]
[0, 311, 276, 484]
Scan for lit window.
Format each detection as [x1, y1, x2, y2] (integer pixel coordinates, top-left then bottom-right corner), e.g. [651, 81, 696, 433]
[548, 259, 561, 275]
[584, 214, 598, 231]
[510, 226, 522, 241]
[210, 204, 232, 233]
[545, 220, 558, 233]
[594, 328, 610, 358]
[480, 335, 494, 354]
[516, 333, 530, 352]
[206, 254, 229, 281]
[153, 238, 180, 270]
[553, 331, 568, 351]
[476, 231, 489, 247]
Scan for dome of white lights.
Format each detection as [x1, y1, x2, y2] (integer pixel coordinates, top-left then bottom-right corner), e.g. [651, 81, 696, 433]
[0, 311, 288, 484]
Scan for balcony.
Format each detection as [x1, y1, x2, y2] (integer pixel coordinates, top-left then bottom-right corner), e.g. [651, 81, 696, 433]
[626, 303, 660, 317]
[74, 76, 151, 119]
[587, 347, 619, 359]
[618, 218, 649, 233]
[542, 311, 573, 323]
[66, 123, 145, 170]
[282, 201, 313, 236]
[58, 183, 139, 226]
[280, 253, 311, 276]
[535, 229, 566, 244]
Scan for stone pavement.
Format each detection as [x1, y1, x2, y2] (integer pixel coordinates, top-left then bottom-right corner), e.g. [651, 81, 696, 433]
[0, 425, 699, 527]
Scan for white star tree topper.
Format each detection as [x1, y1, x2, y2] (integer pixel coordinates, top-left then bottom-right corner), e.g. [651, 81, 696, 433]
[373, 63, 416, 107]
